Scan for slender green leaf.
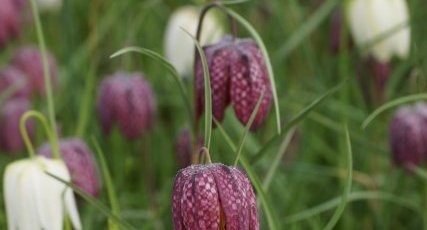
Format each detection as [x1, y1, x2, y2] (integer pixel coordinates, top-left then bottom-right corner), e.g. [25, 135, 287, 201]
[46, 172, 137, 230]
[214, 120, 280, 230]
[362, 93, 427, 129]
[234, 88, 266, 166]
[222, 7, 281, 134]
[0, 80, 25, 106]
[180, 29, 213, 150]
[110, 46, 193, 134]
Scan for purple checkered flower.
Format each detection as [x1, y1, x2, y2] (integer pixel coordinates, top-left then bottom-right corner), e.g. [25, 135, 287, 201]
[195, 35, 272, 130]
[172, 163, 259, 229]
[0, 0, 21, 49]
[97, 71, 156, 140]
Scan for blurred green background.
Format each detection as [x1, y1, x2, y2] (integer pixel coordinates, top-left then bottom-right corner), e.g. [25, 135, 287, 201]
[1, 0, 427, 229]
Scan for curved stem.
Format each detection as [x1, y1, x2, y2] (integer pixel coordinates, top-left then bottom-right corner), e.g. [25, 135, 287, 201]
[199, 147, 212, 164]
[29, 0, 60, 156]
[20, 110, 61, 159]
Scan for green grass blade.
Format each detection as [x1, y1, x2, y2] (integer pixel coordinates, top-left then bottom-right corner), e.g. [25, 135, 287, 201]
[91, 136, 121, 229]
[362, 93, 427, 129]
[214, 120, 280, 230]
[284, 191, 421, 224]
[180, 29, 213, 150]
[234, 87, 266, 166]
[110, 46, 193, 134]
[275, 0, 339, 61]
[323, 125, 353, 230]
[46, 172, 137, 230]
[252, 82, 343, 163]
[0, 79, 25, 106]
[222, 7, 281, 134]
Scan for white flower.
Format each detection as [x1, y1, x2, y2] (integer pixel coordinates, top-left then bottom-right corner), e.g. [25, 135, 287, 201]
[3, 156, 81, 230]
[347, 0, 410, 62]
[35, 0, 62, 12]
[164, 6, 224, 77]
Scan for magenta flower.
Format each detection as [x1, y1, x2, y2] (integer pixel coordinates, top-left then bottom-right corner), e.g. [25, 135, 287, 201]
[0, 98, 33, 153]
[195, 36, 272, 130]
[11, 47, 58, 96]
[0, 0, 21, 49]
[172, 163, 259, 229]
[0, 67, 31, 99]
[37, 137, 101, 197]
[389, 105, 427, 168]
[97, 71, 156, 140]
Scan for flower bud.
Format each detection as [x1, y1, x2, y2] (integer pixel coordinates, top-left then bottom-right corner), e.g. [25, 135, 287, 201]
[0, 0, 21, 49]
[172, 163, 259, 229]
[0, 66, 31, 99]
[174, 128, 203, 168]
[11, 47, 58, 96]
[347, 0, 410, 62]
[196, 36, 272, 130]
[389, 105, 427, 168]
[37, 137, 101, 197]
[0, 98, 33, 153]
[3, 156, 81, 230]
[164, 6, 223, 77]
[97, 71, 156, 140]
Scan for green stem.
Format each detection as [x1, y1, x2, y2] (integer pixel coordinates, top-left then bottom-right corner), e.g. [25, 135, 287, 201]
[29, 0, 60, 156]
[20, 110, 61, 159]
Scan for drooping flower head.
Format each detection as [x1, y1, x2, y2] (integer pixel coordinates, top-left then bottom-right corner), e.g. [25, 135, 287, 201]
[97, 71, 156, 140]
[195, 36, 272, 130]
[0, 0, 21, 50]
[164, 6, 224, 77]
[0, 98, 33, 153]
[172, 163, 259, 229]
[3, 156, 82, 230]
[37, 137, 101, 196]
[0, 66, 31, 99]
[11, 46, 58, 96]
[389, 104, 427, 169]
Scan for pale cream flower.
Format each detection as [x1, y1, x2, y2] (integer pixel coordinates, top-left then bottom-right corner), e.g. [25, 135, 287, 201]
[347, 0, 410, 62]
[164, 6, 224, 77]
[3, 156, 81, 230]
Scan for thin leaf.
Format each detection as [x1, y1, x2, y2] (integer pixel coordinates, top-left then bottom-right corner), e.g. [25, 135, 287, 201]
[284, 191, 420, 224]
[214, 120, 280, 230]
[222, 7, 281, 134]
[46, 172, 137, 230]
[91, 136, 121, 229]
[234, 87, 266, 166]
[251, 82, 343, 163]
[180, 28, 213, 150]
[0, 79, 25, 106]
[362, 93, 427, 129]
[110, 46, 193, 134]
[323, 125, 353, 230]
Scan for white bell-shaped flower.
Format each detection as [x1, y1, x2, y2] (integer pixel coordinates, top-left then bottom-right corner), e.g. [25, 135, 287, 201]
[3, 156, 81, 230]
[347, 0, 410, 62]
[164, 6, 224, 77]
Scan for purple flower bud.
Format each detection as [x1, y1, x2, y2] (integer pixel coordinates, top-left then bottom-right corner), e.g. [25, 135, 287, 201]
[11, 47, 58, 96]
[172, 163, 259, 229]
[97, 72, 156, 140]
[174, 128, 203, 168]
[37, 137, 101, 197]
[0, 98, 33, 153]
[195, 36, 272, 130]
[0, 66, 31, 99]
[0, 0, 21, 49]
[389, 105, 427, 169]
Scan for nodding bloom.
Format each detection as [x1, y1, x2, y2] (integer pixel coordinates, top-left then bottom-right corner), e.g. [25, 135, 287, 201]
[97, 71, 156, 140]
[164, 6, 223, 77]
[347, 0, 410, 62]
[172, 163, 259, 229]
[389, 104, 427, 169]
[195, 36, 272, 130]
[0, 66, 31, 99]
[3, 156, 82, 230]
[174, 128, 204, 168]
[11, 47, 58, 96]
[0, 0, 21, 50]
[0, 98, 33, 153]
[37, 138, 101, 197]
